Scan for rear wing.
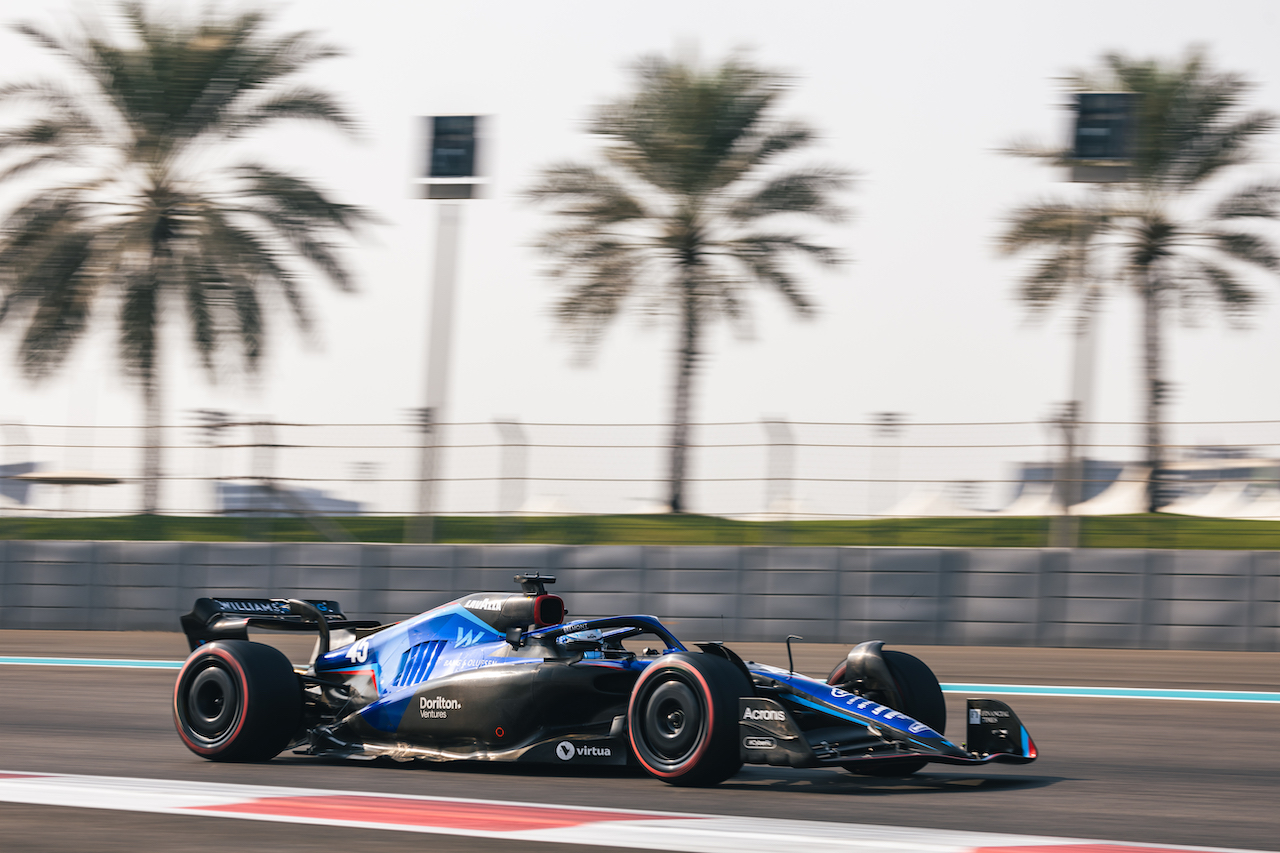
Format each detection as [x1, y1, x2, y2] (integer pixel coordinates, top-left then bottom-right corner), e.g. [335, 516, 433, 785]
[180, 596, 382, 653]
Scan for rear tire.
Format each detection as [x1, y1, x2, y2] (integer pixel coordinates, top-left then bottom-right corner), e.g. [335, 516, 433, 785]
[828, 649, 945, 777]
[174, 640, 302, 762]
[628, 653, 749, 786]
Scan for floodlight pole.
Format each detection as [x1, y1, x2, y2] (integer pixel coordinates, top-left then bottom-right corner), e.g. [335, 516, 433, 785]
[494, 418, 528, 542]
[762, 417, 794, 520]
[1054, 93, 1135, 547]
[407, 114, 484, 544]
[410, 202, 462, 544]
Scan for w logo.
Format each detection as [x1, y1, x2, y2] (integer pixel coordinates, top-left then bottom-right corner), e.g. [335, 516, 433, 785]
[455, 627, 482, 647]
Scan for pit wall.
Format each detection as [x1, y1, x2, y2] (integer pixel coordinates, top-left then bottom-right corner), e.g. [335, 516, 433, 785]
[0, 542, 1276, 651]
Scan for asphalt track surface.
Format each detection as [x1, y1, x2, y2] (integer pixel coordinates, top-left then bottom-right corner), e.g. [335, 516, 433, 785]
[0, 631, 1276, 853]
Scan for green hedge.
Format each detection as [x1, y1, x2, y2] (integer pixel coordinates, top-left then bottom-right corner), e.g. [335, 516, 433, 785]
[1, 513, 1278, 549]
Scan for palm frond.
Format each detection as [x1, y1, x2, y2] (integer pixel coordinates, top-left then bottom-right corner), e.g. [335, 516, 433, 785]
[0, 79, 77, 105]
[1016, 250, 1076, 309]
[1205, 229, 1280, 271]
[1176, 111, 1277, 186]
[17, 262, 94, 378]
[724, 121, 813, 172]
[998, 201, 1102, 254]
[1190, 257, 1258, 317]
[553, 252, 646, 349]
[722, 243, 810, 314]
[0, 3, 364, 424]
[198, 206, 292, 287]
[592, 54, 789, 195]
[233, 163, 371, 231]
[182, 263, 218, 371]
[999, 137, 1072, 164]
[530, 52, 846, 365]
[7, 23, 72, 61]
[1211, 182, 1280, 220]
[0, 196, 97, 377]
[542, 236, 646, 277]
[526, 163, 649, 225]
[224, 87, 356, 136]
[261, 223, 353, 292]
[723, 232, 841, 265]
[0, 150, 79, 183]
[230, 277, 265, 367]
[726, 167, 851, 223]
[0, 116, 84, 151]
[719, 232, 842, 314]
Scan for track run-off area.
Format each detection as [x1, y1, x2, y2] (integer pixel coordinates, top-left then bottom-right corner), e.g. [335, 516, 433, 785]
[0, 631, 1276, 853]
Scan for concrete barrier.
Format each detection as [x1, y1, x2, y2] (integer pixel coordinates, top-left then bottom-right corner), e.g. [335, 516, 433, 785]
[0, 542, 1275, 651]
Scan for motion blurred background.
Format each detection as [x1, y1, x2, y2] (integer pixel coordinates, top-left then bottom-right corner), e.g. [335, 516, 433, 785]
[4, 1, 1280, 547]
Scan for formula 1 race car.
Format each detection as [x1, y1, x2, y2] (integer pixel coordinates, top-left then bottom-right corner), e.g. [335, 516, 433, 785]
[174, 574, 1036, 786]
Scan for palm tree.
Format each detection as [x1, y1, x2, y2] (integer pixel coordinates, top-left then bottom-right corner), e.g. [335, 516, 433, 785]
[527, 54, 850, 513]
[1000, 50, 1280, 513]
[0, 3, 370, 514]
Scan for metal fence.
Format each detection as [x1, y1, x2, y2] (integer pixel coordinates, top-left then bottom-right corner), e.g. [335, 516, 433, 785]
[4, 416, 1280, 525]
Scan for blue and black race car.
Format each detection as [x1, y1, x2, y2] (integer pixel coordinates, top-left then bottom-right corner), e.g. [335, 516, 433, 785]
[174, 574, 1036, 786]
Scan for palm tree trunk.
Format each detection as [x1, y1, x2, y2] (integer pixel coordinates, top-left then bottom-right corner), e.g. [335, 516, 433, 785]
[1142, 265, 1165, 513]
[135, 256, 163, 516]
[142, 365, 161, 514]
[667, 288, 699, 513]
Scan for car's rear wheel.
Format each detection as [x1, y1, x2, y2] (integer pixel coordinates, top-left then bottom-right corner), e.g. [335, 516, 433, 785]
[828, 649, 945, 777]
[628, 653, 749, 786]
[174, 640, 302, 762]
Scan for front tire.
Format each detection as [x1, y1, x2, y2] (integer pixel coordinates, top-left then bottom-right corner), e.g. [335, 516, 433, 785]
[828, 649, 945, 777]
[174, 640, 302, 762]
[628, 653, 749, 786]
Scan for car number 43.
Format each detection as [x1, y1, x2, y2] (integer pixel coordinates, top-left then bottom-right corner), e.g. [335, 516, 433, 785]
[345, 639, 370, 663]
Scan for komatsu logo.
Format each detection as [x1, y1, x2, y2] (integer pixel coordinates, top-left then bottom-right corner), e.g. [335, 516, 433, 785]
[742, 707, 787, 722]
[455, 628, 484, 647]
[465, 598, 503, 612]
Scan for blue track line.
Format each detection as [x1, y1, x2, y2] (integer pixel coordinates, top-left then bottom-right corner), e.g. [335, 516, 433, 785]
[0, 657, 1275, 703]
[0, 657, 182, 669]
[940, 682, 1280, 703]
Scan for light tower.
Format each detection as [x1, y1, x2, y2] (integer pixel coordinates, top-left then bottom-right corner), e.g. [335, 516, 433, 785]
[409, 116, 487, 543]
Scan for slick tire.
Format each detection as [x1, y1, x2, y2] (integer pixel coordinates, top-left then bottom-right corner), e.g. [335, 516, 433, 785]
[174, 640, 302, 762]
[828, 650, 946, 777]
[628, 653, 750, 787]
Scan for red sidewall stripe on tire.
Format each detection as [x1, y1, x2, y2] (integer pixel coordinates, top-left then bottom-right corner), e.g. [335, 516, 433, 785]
[628, 659, 715, 779]
[173, 646, 250, 756]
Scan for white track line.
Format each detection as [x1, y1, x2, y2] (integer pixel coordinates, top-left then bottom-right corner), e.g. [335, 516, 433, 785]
[0, 771, 1271, 853]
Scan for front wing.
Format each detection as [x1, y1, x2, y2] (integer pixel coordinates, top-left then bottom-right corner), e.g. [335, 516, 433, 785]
[739, 696, 1037, 769]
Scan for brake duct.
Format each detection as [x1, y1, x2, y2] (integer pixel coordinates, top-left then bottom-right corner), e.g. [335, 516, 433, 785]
[840, 640, 903, 710]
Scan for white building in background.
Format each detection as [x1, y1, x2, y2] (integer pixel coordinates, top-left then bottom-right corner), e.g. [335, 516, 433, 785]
[217, 483, 362, 517]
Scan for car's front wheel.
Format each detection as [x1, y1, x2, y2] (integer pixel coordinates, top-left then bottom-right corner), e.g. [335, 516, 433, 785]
[828, 649, 946, 777]
[173, 640, 302, 762]
[628, 653, 749, 787]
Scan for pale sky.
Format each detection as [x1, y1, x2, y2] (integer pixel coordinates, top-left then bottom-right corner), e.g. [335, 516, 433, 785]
[3, 0, 1280, 516]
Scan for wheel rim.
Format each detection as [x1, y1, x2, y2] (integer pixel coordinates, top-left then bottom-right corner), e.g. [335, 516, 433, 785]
[183, 662, 241, 744]
[639, 677, 704, 767]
